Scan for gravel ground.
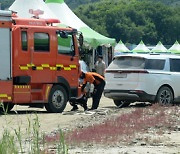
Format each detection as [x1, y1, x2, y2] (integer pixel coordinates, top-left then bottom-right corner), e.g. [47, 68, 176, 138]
[0, 96, 180, 154]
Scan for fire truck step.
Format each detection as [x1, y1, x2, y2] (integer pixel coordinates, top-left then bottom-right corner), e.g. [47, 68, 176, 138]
[31, 89, 42, 93]
[29, 103, 44, 108]
[32, 100, 44, 103]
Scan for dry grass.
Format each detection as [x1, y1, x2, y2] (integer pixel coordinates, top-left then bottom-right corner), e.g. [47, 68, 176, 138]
[66, 104, 179, 145]
[43, 103, 180, 147]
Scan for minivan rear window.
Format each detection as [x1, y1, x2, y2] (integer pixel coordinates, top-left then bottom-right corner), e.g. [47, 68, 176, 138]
[108, 57, 145, 69]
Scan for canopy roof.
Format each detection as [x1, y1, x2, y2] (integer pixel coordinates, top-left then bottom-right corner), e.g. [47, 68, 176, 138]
[9, 0, 57, 19]
[168, 41, 180, 54]
[151, 41, 168, 53]
[114, 40, 131, 56]
[132, 40, 150, 53]
[46, 0, 116, 48]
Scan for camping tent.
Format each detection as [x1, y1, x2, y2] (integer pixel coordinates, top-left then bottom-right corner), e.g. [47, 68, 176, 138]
[168, 41, 180, 54]
[114, 40, 131, 56]
[151, 41, 168, 53]
[45, 0, 116, 48]
[9, 0, 57, 19]
[132, 40, 150, 53]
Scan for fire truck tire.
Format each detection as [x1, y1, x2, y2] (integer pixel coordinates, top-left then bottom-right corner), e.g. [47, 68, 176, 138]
[0, 103, 14, 113]
[45, 85, 68, 113]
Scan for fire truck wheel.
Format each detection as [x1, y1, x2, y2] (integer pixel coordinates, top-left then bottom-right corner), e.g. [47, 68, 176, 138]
[0, 103, 14, 113]
[45, 85, 68, 113]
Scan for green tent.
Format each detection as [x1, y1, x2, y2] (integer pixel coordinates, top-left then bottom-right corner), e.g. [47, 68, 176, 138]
[46, 0, 116, 48]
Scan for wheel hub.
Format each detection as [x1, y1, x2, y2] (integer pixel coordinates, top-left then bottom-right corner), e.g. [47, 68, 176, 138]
[52, 90, 64, 108]
[57, 96, 62, 102]
[160, 90, 171, 104]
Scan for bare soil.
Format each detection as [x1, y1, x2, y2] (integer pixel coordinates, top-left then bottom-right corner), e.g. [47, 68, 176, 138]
[0, 96, 180, 154]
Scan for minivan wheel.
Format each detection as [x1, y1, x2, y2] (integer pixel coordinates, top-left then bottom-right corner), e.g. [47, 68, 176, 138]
[113, 100, 131, 108]
[156, 86, 174, 105]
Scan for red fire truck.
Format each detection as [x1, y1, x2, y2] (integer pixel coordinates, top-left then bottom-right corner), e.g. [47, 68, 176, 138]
[0, 10, 82, 113]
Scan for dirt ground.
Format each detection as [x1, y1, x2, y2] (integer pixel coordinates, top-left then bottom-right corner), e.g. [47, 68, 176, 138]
[0, 96, 180, 154]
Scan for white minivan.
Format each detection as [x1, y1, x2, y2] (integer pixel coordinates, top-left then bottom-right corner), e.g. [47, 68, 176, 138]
[104, 54, 180, 107]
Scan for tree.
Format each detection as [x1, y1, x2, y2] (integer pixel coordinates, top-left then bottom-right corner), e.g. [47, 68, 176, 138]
[74, 0, 180, 45]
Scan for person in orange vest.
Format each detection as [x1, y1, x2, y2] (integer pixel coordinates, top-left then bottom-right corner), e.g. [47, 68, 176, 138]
[80, 71, 106, 110]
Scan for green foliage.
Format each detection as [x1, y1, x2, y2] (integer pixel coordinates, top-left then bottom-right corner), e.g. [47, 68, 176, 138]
[1, 0, 179, 10]
[0, 0, 14, 10]
[0, 130, 18, 154]
[0, 113, 68, 153]
[74, 0, 180, 45]
[65, 0, 101, 9]
[0, 0, 179, 45]
[57, 128, 68, 154]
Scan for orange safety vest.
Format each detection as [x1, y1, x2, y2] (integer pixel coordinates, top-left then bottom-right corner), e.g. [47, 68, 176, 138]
[84, 72, 105, 85]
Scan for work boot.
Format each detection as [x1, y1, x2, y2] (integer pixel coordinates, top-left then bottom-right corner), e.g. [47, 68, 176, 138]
[71, 105, 78, 111]
[83, 106, 88, 111]
[88, 107, 97, 111]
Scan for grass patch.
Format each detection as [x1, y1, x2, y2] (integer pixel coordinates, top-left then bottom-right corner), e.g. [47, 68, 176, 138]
[0, 102, 68, 153]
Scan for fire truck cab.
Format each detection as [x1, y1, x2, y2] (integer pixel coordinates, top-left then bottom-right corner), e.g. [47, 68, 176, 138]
[0, 10, 82, 113]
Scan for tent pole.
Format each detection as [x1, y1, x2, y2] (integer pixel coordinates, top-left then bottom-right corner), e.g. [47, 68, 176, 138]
[92, 49, 95, 69]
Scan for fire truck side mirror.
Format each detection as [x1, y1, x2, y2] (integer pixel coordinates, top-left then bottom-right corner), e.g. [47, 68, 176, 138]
[78, 33, 83, 47]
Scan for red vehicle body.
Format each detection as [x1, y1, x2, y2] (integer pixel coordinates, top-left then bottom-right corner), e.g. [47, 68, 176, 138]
[0, 10, 82, 113]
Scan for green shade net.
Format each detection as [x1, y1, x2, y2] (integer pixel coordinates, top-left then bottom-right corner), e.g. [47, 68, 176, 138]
[46, 0, 64, 4]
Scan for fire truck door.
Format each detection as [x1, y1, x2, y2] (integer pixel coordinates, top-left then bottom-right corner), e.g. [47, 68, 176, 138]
[56, 33, 79, 88]
[0, 28, 11, 80]
[30, 30, 56, 83]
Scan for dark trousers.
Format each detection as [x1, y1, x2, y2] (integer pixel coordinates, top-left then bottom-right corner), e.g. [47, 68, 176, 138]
[70, 95, 88, 110]
[92, 80, 106, 109]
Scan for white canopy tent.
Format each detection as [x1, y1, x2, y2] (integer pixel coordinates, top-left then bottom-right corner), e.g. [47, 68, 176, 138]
[168, 41, 180, 54]
[45, 0, 116, 49]
[151, 41, 168, 53]
[114, 40, 131, 56]
[9, 0, 116, 68]
[132, 40, 150, 53]
[9, 0, 57, 19]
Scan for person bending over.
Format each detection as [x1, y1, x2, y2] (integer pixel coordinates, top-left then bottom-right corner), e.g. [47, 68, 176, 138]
[80, 72, 106, 110]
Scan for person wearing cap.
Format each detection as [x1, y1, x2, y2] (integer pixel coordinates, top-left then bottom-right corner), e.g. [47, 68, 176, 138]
[95, 55, 106, 77]
[80, 71, 106, 110]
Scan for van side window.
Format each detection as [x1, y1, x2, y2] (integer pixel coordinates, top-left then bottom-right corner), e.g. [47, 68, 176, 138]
[34, 33, 50, 52]
[170, 59, 180, 72]
[21, 31, 28, 51]
[57, 34, 75, 55]
[145, 59, 165, 70]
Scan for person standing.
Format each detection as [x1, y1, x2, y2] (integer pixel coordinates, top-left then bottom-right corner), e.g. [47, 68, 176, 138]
[95, 55, 106, 77]
[80, 71, 106, 110]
